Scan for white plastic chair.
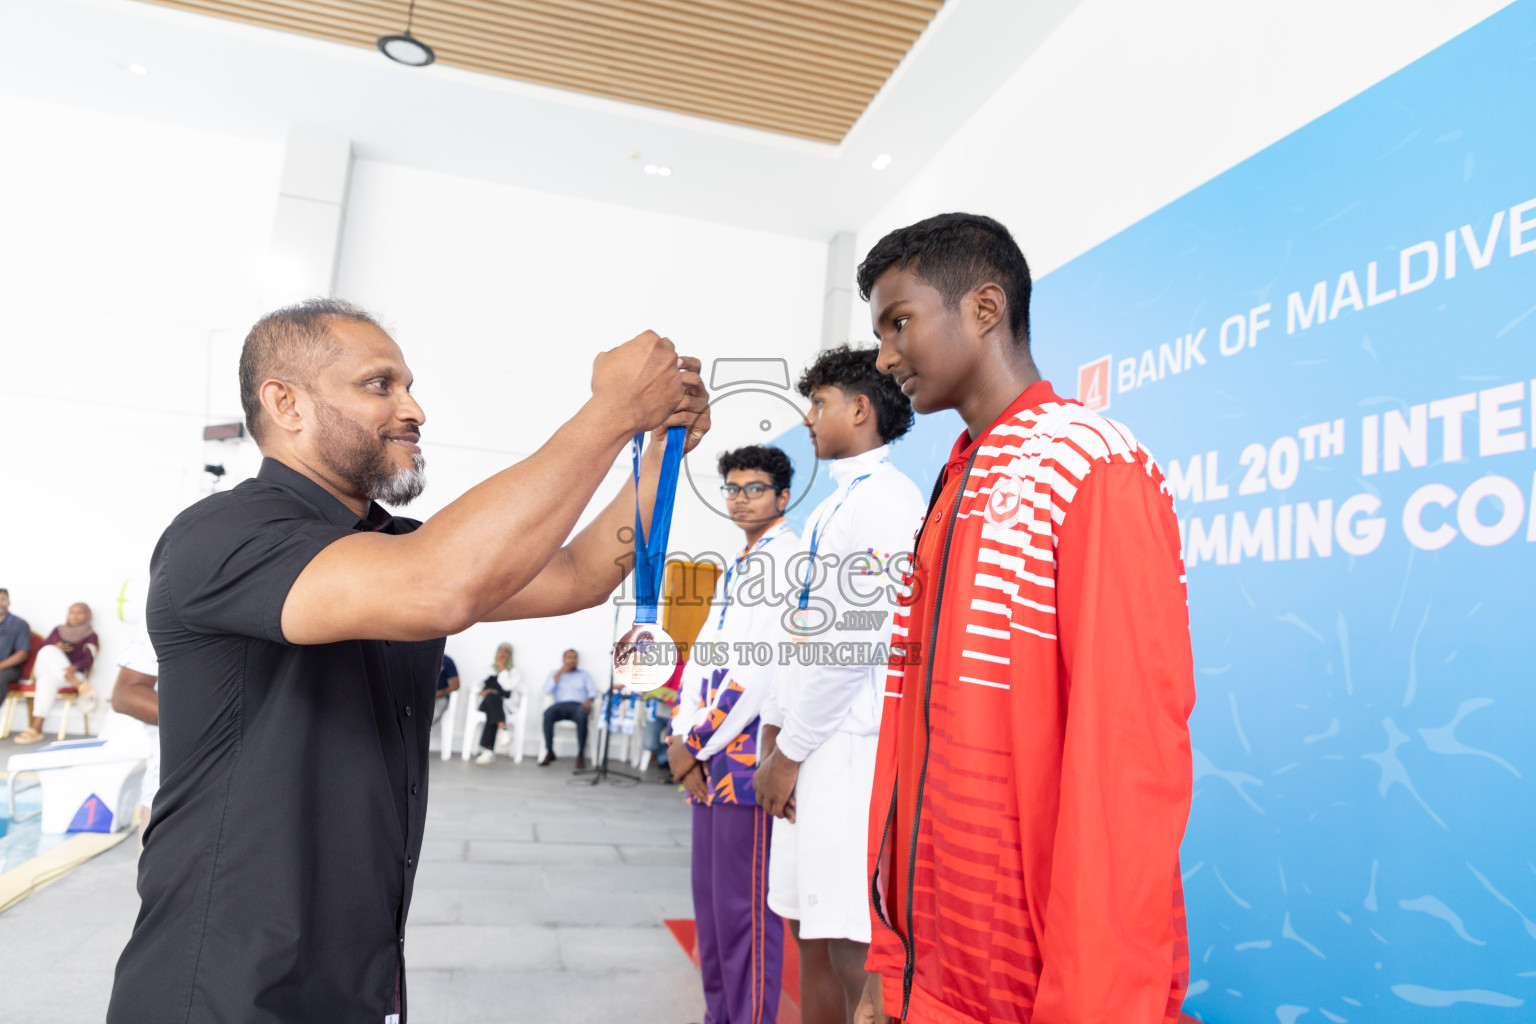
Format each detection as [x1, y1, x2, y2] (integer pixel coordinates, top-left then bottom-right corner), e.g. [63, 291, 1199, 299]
[463, 675, 529, 763]
[436, 688, 461, 762]
[537, 692, 596, 761]
[593, 694, 669, 769]
[605, 693, 642, 765]
[634, 698, 665, 771]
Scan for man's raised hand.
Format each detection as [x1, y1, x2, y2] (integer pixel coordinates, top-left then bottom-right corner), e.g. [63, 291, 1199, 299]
[655, 355, 711, 454]
[591, 331, 685, 437]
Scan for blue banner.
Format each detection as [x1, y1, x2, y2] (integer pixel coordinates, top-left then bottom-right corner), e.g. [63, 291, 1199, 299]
[1030, 3, 1535, 1019]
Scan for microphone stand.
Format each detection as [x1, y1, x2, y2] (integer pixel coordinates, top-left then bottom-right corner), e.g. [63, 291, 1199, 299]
[572, 602, 641, 787]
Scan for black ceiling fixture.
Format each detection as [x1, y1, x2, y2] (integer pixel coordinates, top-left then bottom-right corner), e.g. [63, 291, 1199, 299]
[377, 0, 435, 67]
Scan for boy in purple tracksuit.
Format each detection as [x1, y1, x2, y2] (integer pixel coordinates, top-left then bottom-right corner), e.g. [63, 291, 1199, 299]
[668, 445, 796, 1023]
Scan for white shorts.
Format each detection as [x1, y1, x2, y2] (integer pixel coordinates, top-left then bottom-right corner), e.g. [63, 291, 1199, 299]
[767, 730, 878, 942]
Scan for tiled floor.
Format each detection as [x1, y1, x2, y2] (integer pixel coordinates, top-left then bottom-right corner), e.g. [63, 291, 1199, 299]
[0, 754, 705, 1024]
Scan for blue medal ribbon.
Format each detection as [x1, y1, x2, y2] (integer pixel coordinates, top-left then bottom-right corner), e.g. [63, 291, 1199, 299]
[631, 426, 686, 625]
[797, 473, 872, 611]
[716, 522, 782, 631]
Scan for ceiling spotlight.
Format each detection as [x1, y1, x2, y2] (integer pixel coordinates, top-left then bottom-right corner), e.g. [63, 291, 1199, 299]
[644, 164, 672, 177]
[377, 0, 435, 67]
[871, 153, 893, 171]
[126, 63, 149, 76]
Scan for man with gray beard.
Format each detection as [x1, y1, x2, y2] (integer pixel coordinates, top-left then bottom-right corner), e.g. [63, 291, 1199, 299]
[108, 299, 709, 1024]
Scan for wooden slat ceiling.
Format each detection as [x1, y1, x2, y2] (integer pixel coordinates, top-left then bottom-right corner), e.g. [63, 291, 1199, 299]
[141, 0, 946, 143]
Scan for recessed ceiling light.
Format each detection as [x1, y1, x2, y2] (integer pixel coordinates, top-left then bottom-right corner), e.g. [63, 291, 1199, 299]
[644, 164, 672, 177]
[126, 63, 149, 76]
[377, 0, 436, 67]
[871, 153, 893, 171]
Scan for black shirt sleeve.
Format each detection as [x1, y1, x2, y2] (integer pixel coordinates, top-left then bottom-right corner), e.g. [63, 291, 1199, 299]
[159, 496, 355, 644]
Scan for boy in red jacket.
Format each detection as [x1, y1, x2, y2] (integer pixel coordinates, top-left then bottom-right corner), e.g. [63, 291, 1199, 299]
[856, 213, 1195, 1024]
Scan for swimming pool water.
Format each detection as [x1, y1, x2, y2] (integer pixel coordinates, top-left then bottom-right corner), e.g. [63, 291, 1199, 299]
[0, 781, 71, 874]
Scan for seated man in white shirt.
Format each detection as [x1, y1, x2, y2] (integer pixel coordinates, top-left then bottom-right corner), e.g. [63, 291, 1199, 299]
[756, 345, 926, 1024]
[539, 649, 598, 769]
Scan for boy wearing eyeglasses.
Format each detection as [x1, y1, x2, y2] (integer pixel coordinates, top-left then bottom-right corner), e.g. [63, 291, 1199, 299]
[668, 444, 799, 1024]
[755, 346, 925, 1024]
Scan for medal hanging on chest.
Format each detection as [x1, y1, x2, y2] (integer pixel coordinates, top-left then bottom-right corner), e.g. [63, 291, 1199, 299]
[613, 426, 686, 693]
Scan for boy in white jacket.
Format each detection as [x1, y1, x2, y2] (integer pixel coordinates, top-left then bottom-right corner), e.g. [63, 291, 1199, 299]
[755, 346, 926, 1024]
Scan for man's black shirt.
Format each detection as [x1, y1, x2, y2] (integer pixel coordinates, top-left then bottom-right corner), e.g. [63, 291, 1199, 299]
[109, 458, 446, 1024]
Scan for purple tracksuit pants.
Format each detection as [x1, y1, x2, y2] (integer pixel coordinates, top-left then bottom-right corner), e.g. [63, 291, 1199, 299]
[692, 801, 783, 1024]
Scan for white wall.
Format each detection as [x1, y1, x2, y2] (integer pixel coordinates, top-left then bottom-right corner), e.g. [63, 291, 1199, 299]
[333, 158, 827, 698]
[850, 0, 1514, 338]
[0, 101, 826, 736]
[0, 94, 281, 734]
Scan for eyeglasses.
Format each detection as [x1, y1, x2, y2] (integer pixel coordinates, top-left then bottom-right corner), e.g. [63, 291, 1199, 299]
[721, 482, 777, 499]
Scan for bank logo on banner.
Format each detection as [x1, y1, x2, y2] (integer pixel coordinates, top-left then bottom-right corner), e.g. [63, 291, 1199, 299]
[1077, 355, 1111, 412]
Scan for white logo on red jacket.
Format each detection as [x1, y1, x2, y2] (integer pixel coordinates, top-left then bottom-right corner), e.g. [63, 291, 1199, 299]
[985, 473, 1026, 527]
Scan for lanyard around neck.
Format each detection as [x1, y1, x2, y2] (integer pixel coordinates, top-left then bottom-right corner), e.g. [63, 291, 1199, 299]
[716, 522, 782, 630]
[798, 472, 872, 611]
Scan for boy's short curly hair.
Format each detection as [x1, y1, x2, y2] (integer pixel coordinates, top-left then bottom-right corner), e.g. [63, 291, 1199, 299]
[717, 445, 793, 492]
[796, 345, 914, 443]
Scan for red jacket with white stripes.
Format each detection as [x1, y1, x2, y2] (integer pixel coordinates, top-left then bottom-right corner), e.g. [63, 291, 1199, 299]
[867, 381, 1195, 1024]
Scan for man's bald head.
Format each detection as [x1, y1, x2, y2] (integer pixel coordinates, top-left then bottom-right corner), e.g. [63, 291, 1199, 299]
[238, 298, 383, 444]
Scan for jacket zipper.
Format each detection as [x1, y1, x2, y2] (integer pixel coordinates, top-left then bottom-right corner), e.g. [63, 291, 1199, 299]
[869, 791, 899, 933]
[869, 465, 949, 937]
[899, 446, 980, 1016]
[869, 467, 949, 969]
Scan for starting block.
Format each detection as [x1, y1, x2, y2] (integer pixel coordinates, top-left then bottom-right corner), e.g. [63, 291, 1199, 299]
[6, 738, 147, 835]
